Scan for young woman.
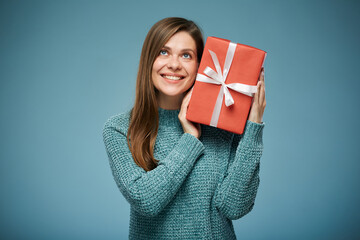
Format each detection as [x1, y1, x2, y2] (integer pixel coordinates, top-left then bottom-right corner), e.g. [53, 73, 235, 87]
[103, 17, 266, 240]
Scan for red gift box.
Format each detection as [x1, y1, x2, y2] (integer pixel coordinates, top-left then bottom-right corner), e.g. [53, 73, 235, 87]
[186, 36, 266, 134]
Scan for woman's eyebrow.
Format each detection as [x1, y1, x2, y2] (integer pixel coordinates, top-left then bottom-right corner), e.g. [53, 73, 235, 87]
[162, 46, 196, 53]
[181, 48, 196, 53]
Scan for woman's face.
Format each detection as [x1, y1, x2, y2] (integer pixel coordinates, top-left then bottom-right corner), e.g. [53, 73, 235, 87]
[152, 31, 198, 108]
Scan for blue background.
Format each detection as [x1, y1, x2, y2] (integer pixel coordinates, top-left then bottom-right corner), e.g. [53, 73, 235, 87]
[1, 0, 360, 239]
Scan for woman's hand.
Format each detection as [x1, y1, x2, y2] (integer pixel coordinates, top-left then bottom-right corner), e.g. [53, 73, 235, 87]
[178, 88, 201, 139]
[248, 68, 266, 123]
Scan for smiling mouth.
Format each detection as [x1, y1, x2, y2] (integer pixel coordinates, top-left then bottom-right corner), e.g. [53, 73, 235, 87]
[161, 74, 185, 81]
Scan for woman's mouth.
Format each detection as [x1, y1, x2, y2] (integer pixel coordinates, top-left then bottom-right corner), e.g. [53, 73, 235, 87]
[161, 74, 185, 81]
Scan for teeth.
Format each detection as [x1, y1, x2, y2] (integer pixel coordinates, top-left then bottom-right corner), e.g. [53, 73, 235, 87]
[163, 75, 182, 80]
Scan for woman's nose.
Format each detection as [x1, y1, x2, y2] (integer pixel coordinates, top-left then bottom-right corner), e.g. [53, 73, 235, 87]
[167, 56, 181, 70]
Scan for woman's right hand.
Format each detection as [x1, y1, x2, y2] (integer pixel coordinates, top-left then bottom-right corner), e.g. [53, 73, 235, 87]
[178, 88, 201, 139]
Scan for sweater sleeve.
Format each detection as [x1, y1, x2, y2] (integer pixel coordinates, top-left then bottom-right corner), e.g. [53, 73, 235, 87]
[103, 120, 205, 217]
[214, 120, 264, 220]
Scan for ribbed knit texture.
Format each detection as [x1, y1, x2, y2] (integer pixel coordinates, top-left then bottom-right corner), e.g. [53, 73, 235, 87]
[103, 108, 264, 240]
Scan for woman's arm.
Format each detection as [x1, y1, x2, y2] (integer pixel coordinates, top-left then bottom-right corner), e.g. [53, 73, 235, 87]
[103, 120, 204, 217]
[214, 68, 266, 220]
[214, 121, 264, 220]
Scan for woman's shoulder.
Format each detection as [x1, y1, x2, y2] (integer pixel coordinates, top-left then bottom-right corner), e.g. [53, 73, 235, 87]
[103, 109, 132, 135]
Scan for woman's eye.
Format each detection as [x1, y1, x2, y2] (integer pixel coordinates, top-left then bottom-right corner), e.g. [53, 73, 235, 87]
[160, 50, 168, 55]
[183, 53, 191, 59]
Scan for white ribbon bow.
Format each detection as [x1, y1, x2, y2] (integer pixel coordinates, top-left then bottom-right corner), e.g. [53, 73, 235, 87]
[196, 42, 258, 127]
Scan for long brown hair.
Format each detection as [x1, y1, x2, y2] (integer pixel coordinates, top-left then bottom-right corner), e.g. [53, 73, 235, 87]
[127, 17, 204, 171]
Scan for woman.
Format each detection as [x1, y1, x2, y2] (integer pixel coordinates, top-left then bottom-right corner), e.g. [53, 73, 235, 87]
[103, 17, 266, 240]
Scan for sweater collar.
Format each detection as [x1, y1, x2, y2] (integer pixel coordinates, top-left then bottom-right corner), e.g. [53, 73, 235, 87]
[158, 108, 181, 127]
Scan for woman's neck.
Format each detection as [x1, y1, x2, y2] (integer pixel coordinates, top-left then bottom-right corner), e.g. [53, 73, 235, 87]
[157, 94, 185, 110]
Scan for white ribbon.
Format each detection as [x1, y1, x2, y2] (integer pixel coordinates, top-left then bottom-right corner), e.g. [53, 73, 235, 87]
[196, 42, 258, 127]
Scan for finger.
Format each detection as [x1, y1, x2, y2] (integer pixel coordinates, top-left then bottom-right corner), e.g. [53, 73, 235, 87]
[253, 81, 261, 104]
[180, 99, 188, 114]
[259, 80, 265, 105]
[258, 67, 263, 82]
[260, 67, 264, 82]
[184, 91, 192, 107]
[188, 87, 194, 98]
[254, 68, 264, 104]
[258, 68, 265, 101]
[180, 88, 193, 114]
[183, 88, 193, 104]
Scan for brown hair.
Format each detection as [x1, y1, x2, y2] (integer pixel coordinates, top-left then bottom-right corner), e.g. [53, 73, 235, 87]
[127, 17, 204, 171]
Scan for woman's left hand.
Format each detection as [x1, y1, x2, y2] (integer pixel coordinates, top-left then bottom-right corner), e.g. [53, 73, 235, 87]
[248, 68, 266, 123]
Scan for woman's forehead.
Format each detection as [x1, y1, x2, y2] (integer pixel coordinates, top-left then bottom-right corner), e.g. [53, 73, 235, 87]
[163, 31, 196, 51]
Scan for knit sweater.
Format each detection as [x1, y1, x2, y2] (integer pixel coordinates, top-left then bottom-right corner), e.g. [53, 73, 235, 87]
[102, 108, 264, 240]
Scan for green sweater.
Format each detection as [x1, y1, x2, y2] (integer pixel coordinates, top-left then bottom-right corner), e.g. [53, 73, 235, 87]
[103, 108, 264, 240]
